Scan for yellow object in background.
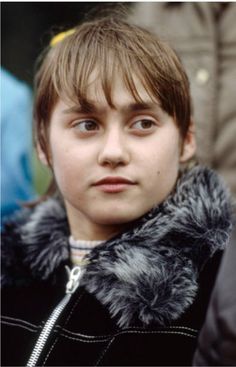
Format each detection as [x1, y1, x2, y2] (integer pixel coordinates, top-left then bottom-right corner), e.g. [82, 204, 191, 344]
[50, 29, 75, 47]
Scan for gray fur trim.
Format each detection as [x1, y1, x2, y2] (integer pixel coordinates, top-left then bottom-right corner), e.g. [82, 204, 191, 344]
[2, 166, 233, 327]
[21, 198, 70, 279]
[83, 245, 198, 327]
[82, 166, 232, 327]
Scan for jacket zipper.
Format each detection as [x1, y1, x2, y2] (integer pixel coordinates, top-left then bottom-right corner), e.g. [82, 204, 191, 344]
[26, 266, 83, 367]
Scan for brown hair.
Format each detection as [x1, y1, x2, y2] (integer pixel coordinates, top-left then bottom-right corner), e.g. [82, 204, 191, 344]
[34, 15, 192, 197]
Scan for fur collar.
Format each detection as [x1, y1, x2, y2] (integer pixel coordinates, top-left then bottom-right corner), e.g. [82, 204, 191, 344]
[1, 166, 233, 327]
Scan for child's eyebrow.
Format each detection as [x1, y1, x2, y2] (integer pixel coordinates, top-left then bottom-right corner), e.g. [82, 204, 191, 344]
[124, 102, 159, 113]
[62, 102, 97, 114]
[62, 101, 160, 115]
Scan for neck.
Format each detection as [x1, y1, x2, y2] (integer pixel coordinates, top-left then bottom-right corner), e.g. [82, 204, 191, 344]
[65, 203, 130, 241]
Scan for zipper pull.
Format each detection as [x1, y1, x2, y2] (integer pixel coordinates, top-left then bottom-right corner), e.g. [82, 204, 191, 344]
[65, 266, 82, 294]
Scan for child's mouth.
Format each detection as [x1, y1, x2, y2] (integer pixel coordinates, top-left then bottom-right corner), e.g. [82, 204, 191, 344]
[93, 176, 136, 193]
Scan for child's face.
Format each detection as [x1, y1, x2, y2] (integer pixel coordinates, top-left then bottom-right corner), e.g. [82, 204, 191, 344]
[43, 75, 195, 240]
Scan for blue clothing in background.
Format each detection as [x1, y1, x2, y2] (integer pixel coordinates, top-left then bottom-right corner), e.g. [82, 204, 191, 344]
[1, 68, 35, 220]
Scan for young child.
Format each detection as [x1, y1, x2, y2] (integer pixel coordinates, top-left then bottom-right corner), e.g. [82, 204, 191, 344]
[1, 16, 232, 366]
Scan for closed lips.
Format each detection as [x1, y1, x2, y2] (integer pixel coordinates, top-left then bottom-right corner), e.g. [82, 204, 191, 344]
[93, 177, 136, 185]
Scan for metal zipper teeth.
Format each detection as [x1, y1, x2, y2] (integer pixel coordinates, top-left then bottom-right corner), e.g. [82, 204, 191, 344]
[26, 266, 83, 367]
[26, 293, 72, 367]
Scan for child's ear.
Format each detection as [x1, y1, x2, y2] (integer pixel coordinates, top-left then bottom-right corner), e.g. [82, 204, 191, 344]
[37, 143, 50, 166]
[179, 122, 196, 163]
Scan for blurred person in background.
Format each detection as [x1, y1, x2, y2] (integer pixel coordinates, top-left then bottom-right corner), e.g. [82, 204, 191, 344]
[193, 225, 236, 365]
[129, 2, 236, 198]
[1, 68, 35, 221]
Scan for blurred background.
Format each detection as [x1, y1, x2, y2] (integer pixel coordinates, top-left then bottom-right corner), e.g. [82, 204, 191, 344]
[2, 2, 128, 86]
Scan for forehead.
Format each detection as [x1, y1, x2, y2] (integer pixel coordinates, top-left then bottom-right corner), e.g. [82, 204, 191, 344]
[77, 70, 160, 111]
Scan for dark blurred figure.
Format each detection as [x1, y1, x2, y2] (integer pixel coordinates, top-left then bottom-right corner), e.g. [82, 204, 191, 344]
[130, 2, 236, 198]
[1, 68, 35, 221]
[193, 225, 236, 365]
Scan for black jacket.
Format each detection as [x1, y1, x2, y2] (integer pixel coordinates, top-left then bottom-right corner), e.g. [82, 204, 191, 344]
[1, 166, 233, 366]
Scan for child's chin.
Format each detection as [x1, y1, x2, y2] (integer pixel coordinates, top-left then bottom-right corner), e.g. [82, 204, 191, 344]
[93, 209, 144, 226]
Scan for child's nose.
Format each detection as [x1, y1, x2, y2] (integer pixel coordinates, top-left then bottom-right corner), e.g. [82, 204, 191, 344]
[97, 129, 130, 168]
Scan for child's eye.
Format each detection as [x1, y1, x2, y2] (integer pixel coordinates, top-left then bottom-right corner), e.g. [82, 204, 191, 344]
[73, 120, 99, 132]
[131, 119, 156, 130]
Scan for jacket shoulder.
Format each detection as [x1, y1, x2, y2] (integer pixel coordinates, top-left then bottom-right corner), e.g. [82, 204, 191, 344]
[192, 250, 223, 326]
[1, 197, 69, 288]
[1, 208, 34, 287]
[199, 249, 223, 303]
